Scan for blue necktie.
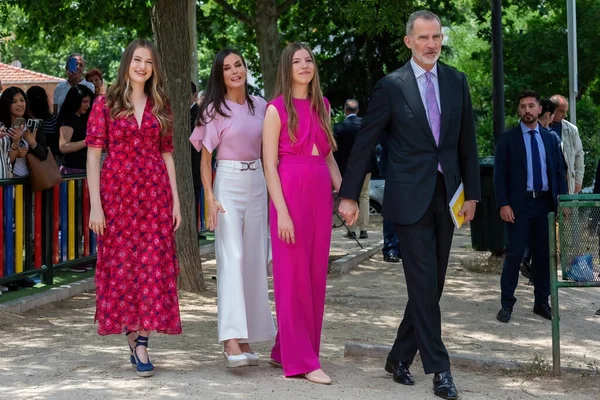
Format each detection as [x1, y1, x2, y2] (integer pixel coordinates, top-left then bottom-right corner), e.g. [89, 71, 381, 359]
[529, 130, 543, 191]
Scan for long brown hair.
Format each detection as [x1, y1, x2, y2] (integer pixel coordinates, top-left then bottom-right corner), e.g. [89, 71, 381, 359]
[105, 39, 172, 136]
[273, 42, 336, 150]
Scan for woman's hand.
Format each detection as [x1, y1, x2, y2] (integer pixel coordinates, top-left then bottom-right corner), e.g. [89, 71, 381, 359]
[0, 125, 7, 139]
[17, 148, 28, 158]
[7, 127, 23, 146]
[172, 201, 182, 231]
[89, 206, 106, 235]
[207, 196, 225, 231]
[23, 127, 37, 146]
[278, 212, 295, 244]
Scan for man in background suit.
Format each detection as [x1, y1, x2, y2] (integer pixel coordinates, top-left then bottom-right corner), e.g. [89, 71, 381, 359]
[338, 10, 480, 399]
[334, 99, 371, 239]
[549, 94, 584, 194]
[494, 90, 566, 323]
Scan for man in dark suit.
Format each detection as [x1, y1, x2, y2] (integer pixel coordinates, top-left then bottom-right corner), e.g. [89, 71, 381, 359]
[334, 99, 371, 239]
[338, 10, 479, 400]
[494, 90, 566, 323]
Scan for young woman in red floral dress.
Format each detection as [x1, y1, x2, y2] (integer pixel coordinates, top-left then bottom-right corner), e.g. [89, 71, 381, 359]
[86, 39, 182, 378]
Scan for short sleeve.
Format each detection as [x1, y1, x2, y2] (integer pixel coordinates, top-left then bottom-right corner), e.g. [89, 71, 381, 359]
[189, 108, 221, 153]
[160, 107, 174, 153]
[86, 96, 109, 148]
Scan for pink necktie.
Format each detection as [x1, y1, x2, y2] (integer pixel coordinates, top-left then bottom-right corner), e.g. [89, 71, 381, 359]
[425, 71, 442, 172]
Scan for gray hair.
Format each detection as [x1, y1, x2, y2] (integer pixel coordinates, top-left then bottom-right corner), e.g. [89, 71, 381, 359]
[406, 10, 442, 36]
[344, 99, 359, 114]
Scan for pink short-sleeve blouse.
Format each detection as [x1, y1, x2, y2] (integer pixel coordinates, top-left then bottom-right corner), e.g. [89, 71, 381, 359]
[189, 95, 267, 161]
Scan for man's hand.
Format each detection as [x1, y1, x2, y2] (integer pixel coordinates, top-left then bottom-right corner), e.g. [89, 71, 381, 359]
[338, 198, 359, 226]
[575, 183, 582, 194]
[500, 205, 515, 223]
[458, 200, 477, 223]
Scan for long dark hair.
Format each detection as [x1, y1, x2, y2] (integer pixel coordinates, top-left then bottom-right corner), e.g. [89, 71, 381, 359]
[196, 49, 255, 126]
[0, 86, 30, 127]
[26, 86, 53, 120]
[105, 39, 172, 136]
[58, 84, 94, 124]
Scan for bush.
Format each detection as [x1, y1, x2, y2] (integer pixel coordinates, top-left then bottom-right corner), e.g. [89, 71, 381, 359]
[576, 97, 600, 188]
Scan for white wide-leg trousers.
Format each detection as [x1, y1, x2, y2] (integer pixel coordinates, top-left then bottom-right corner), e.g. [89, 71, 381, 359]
[214, 159, 276, 343]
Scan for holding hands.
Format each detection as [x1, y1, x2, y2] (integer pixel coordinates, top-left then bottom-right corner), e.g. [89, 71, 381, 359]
[338, 198, 359, 226]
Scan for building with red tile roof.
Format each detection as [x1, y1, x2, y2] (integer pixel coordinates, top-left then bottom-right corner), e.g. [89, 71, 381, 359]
[0, 62, 63, 108]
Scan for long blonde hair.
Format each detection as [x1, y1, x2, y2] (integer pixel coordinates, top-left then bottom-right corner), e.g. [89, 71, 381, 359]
[273, 42, 336, 150]
[105, 39, 172, 136]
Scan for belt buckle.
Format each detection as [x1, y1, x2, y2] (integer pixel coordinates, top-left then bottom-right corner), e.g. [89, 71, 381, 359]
[240, 161, 256, 171]
[532, 191, 537, 199]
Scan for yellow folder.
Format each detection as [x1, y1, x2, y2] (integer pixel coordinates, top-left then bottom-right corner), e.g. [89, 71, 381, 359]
[449, 183, 465, 229]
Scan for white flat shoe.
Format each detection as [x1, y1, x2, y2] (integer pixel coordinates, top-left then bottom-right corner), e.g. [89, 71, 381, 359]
[305, 369, 331, 385]
[222, 351, 249, 368]
[243, 352, 259, 366]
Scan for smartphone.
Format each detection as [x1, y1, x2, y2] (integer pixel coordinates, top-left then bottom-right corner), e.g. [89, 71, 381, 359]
[27, 119, 40, 132]
[67, 57, 78, 73]
[13, 117, 25, 129]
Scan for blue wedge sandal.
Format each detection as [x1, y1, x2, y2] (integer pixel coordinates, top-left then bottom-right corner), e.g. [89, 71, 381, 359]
[133, 335, 155, 377]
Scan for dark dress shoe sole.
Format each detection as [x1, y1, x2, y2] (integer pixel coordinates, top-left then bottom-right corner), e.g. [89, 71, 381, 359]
[434, 392, 458, 400]
[533, 309, 552, 320]
[384, 255, 400, 263]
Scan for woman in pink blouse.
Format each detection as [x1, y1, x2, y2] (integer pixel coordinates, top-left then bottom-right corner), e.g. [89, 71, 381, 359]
[263, 42, 342, 384]
[190, 49, 275, 368]
[86, 39, 182, 378]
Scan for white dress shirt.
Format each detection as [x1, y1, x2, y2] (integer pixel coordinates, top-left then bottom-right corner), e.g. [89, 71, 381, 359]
[410, 58, 441, 126]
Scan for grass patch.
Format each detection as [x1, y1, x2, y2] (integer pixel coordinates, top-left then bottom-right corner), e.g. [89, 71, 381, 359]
[460, 253, 504, 274]
[524, 354, 551, 376]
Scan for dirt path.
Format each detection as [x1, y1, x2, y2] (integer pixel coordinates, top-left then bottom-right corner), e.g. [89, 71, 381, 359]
[1, 224, 600, 399]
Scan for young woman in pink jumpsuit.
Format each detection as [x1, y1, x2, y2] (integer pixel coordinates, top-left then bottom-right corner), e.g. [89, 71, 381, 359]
[262, 42, 342, 385]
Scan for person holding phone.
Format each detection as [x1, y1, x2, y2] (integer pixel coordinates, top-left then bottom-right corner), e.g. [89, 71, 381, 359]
[0, 87, 48, 178]
[53, 53, 95, 114]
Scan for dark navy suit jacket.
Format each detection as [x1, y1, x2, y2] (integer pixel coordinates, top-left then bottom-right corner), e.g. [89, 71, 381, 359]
[494, 124, 567, 216]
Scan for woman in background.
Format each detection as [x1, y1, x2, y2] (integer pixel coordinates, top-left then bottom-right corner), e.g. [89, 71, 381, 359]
[58, 84, 94, 174]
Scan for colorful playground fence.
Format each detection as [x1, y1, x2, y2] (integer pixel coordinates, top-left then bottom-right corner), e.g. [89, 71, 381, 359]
[1, 174, 210, 287]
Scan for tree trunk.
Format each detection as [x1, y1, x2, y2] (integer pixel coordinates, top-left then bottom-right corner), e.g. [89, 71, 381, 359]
[188, 0, 198, 87]
[255, 0, 281, 98]
[151, 0, 205, 293]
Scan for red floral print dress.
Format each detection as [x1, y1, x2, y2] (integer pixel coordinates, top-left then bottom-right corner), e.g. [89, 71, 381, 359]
[86, 95, 182, 335]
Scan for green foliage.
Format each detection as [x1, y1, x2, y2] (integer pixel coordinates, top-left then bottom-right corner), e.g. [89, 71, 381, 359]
[577, 97, 600, 187]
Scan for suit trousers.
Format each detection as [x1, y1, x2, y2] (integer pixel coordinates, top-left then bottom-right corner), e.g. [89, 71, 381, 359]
[354, 173, 371, 233]
[270, 155, 333, 377]
[390, 172, 453, 374]
[500, 196, 553, 309]
[214, 160, 276, 343]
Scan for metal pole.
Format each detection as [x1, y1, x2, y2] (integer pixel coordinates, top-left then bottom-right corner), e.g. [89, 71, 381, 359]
[548, 212, 561, 375]
[491, 0, 505, 146]
[567, 0, 577, 124]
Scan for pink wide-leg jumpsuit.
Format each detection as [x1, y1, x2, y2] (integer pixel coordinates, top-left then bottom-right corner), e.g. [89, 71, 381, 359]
[269, 95, 333, 377]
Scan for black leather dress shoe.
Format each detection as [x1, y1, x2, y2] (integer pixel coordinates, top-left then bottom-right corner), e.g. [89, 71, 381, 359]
[496, 307, 512, 323]
[383, 251, 400, 263]
[384, 356, 415, 385]
[533, 303, 552, 320]
[359, 230, 368, 239]
[433, 370, 458, 399]
[345, 231, 357, 239]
